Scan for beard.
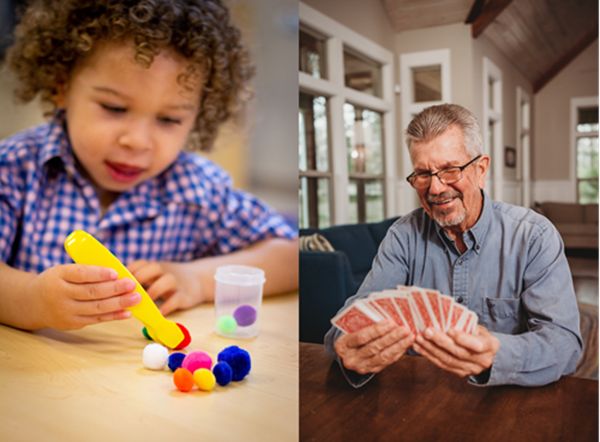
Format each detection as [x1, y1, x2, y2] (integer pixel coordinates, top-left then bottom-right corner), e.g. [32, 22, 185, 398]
[426, 190, 466, 227]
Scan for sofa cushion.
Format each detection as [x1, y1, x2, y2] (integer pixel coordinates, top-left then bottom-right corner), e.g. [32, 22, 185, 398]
[540, 202, 584, 223]
[554, 223, 599, 236]
[584, 204, 599, 224]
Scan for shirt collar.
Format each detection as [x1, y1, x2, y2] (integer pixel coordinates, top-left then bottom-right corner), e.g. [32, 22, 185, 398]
[38, 110, 79, 179]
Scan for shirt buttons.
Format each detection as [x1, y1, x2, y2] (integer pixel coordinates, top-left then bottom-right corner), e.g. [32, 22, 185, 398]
[457, 297, 464, 304]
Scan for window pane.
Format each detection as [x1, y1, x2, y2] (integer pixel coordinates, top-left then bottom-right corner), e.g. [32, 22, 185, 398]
[577, 107, 599, 133]
[343, 49, 382, 98]
[365, 180, 384, 223]
[577, 137, 599, 179]
[579, 180, 599, 204]
[299, 177, 331, 229]
[299, 28, 326, 79]
[413, 65, 442, 103]
[348, 179, 384, 224]
[299, 92, 329, 172]
[344, 103, 383, 175]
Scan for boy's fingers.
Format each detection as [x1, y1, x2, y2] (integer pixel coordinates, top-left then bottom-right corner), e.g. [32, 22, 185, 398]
[69, 278, 137, 300]
[128, 261, 162, 287]
[76, 309, 133, 326]
[125, 260, 149, 274]
[63, 264, 118, 283]
[145, 273, 178, 301]
[76, 292, 141, 316]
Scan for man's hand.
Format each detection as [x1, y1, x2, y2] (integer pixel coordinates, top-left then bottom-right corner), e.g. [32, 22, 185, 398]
[413, 325, 499, 377]
[334, 319, 415, 375]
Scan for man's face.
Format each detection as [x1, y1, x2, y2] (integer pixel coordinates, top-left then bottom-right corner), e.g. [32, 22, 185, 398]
[409, 125, 489, 233]
[55, 41, 201, 199]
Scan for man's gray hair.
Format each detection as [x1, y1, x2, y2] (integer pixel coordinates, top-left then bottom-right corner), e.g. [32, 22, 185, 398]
[405, 104, 483, 159]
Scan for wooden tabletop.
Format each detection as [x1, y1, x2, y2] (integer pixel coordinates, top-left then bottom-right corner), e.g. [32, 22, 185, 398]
[300, 342, 599, 442]
[0, 293, 298, 442]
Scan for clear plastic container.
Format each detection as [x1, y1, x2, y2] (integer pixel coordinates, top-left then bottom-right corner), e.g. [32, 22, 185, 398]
[214, 265, 265, 339]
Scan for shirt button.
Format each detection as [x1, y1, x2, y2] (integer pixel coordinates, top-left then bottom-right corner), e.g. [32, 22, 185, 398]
[457, 297, 464, 303]
[476, 245, 481, 250]
[458, 259, 464, 265]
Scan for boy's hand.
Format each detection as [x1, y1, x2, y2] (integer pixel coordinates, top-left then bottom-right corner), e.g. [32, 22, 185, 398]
[127, 260, 202, 316]
[26, 264, 141, 330]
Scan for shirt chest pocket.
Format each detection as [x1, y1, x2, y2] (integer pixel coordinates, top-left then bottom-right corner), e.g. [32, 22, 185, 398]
[482, 297, 525, 335]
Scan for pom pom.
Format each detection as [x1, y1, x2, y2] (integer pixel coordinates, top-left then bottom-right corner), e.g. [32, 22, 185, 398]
[168, 352, 187, 372]
[142, 327, 153, 341]
[217, 315, 237, 334]
[233, 305, 257, 327]
[181, 351, 212, 374]
[173, 323, 191, 350]
[142, 343, 169, 370]
[193, 368, 216, 391]
[173, 368, 195, 392]
[218, 346, 251, 381]
[213, 361, 233, 386]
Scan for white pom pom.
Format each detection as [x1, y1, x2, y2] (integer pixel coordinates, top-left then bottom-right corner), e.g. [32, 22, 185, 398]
[143, 343, 169, 370]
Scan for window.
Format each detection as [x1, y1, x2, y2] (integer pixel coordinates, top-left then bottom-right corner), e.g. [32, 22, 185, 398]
[516, 87, 531, 207]
[299, 27, 326, 79]
[299, 91, 332, 228]
[299, 3, 395, 226]
[575, 106, 599, 204]
[344, 104, 385, 223]
[483, 57, 503, 201]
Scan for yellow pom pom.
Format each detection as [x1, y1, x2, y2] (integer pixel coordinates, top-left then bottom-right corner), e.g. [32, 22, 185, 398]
[193, 368, 216, 391]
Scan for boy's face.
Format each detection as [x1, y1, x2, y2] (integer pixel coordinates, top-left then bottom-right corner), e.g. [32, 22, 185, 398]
[55, 41, 201, 198]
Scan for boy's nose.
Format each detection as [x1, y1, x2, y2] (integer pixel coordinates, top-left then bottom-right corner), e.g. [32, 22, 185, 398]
[118, 119, 153, 151]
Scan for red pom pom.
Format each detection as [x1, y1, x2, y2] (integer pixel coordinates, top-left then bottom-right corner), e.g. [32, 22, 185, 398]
[174, 323, 191, 350]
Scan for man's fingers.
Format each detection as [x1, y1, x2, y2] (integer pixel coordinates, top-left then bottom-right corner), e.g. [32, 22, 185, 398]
[342, 319, 398, 348]
[447, 327, 487, 353]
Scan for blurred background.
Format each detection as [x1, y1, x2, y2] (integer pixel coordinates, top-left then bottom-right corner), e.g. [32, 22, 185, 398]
[0, 0, 298, 228]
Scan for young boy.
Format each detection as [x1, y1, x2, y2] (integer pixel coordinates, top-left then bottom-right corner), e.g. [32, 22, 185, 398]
[0, 0, 298, 331]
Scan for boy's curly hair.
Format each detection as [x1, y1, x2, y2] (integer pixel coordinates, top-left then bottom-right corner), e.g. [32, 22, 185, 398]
[6, 0, 255, 151]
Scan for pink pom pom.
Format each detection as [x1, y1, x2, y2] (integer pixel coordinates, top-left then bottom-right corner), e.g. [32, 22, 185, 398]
[181, 351, 212, 374]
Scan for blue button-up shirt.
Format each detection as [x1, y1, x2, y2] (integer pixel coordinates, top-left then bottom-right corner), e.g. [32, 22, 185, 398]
[0, 113, 296, 273]
[325, 191, 582, 387]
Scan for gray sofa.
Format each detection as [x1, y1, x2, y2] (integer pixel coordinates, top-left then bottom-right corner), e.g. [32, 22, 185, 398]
[533, 202, 598, 249]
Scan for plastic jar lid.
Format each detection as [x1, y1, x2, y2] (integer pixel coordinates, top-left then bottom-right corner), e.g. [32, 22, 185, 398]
[213, 265, 266, 286]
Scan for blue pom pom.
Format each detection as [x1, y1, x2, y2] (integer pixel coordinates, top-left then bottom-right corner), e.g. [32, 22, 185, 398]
[218, 345, 251, 381]
[168, 352, 187, 372]
[213, 361, 233, 386]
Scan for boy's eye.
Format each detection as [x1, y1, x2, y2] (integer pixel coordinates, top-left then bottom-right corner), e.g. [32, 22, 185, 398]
[159, 116, 182, 125]
[101, 104, 126, 113]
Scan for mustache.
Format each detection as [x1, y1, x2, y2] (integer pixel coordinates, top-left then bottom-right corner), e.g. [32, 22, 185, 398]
[426, 191, 463, 205]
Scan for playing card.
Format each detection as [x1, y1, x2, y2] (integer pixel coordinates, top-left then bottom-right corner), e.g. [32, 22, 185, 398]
[331, 298, 385, 334]
[407, 287, 441, 331]
[438, 294, 454, 332]
[392, 291, 422, 334]
[369, 291, 408, 328]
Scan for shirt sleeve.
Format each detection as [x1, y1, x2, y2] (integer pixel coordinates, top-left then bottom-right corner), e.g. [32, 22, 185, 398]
[0, 162, 21, 264]
[213, 185, 297, 255]
[323, 223, 411, 388]
[469, 223, 583, 387]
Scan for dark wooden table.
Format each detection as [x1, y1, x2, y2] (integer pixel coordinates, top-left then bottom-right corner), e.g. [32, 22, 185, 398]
[300, 342, 599, 442]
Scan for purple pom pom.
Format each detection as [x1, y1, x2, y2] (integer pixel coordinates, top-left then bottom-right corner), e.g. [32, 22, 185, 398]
[168, 352, 186, 372]
[218, 346, 251, 381]
[233, 305, 257, 327]
[213, 361, 233, 386]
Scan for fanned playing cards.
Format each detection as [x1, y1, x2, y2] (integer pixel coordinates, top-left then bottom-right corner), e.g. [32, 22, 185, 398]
[331, 285, 478, 335]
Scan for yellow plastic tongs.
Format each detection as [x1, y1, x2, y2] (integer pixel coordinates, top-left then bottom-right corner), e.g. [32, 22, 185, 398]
[64, 230, 187, 349]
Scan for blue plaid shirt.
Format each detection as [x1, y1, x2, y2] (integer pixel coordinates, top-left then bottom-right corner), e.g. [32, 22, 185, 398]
[0, 114, 296, 273]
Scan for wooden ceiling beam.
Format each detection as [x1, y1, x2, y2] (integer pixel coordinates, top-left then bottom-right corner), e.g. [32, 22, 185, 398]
[468, 0, 514, 38]
[534, 23, 599, 93]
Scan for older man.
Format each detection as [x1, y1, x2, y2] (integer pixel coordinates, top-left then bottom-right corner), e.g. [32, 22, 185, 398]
[325, 104, 582, 388]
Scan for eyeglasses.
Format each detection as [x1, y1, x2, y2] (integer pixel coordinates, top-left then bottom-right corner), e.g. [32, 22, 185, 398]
[406, 155, 482, 189]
